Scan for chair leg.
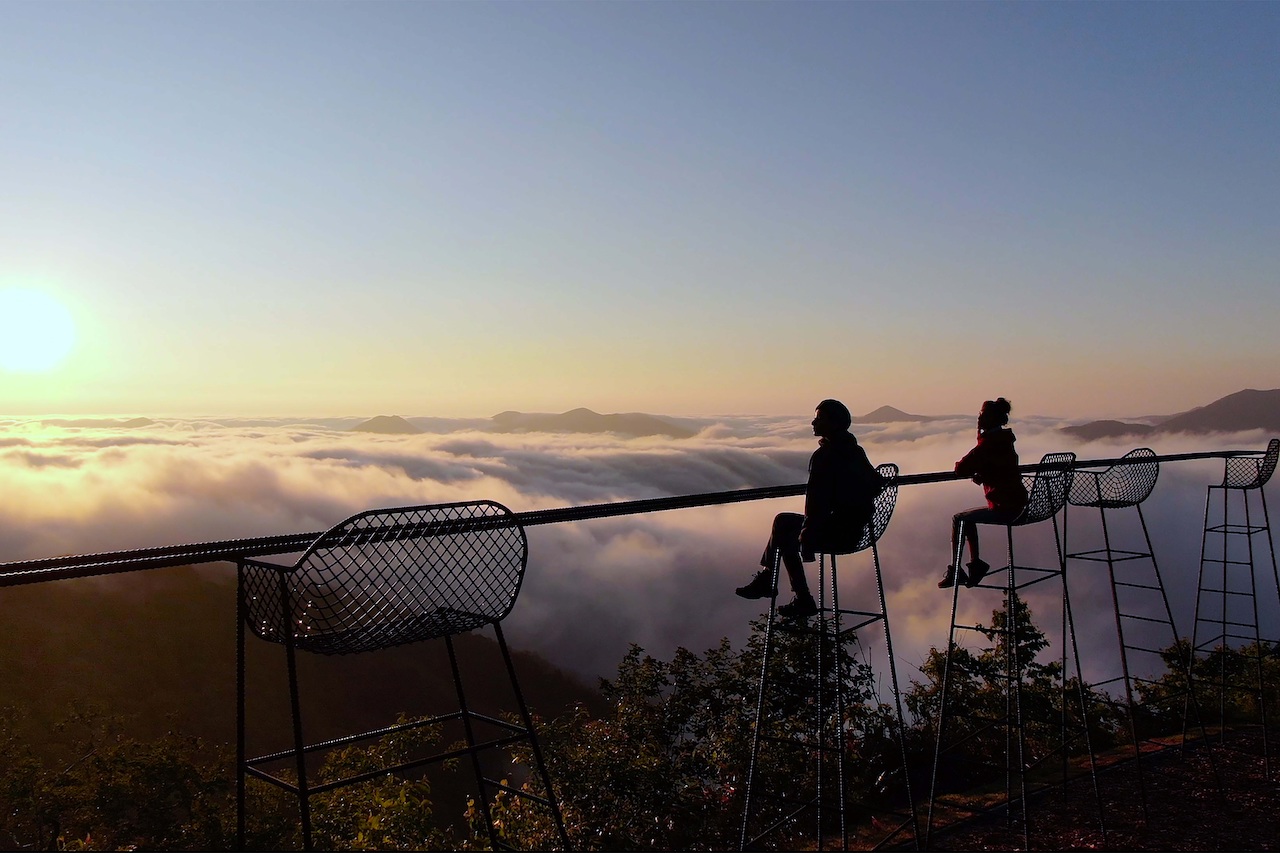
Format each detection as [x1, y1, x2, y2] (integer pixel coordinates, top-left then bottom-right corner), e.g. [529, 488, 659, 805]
[446, 633, 500, 851]
[1056, 511, 1104, 839]
[1004, 527, 1030, 848]
[828, 553, 849, 851]
[492, 621, 571, 849]
[740, 550, 783, 850]
[1258, 487, 1277, 779]
[1244, 490, 1271, 779]
[236, 566, 247, 851]
[925, 521, 968, 849]
[278, 573, 312, 852]
[871, 542, 919, 849]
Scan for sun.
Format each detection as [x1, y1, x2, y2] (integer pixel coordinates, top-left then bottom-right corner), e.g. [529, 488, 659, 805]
[0, 288, 77, 372]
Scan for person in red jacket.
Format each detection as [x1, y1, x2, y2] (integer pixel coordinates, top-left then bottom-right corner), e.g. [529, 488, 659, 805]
[736, 399, 884, 618]
[938, 397, 1029, 589]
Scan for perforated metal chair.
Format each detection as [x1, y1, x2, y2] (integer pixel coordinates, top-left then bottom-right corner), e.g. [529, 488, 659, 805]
[741, 463, 917, 851]
[1064, 448, 1201, 821]
[235, 499, 568, 851]
[927, 452, 1103, 849]
[1188, 437, 1280, 778]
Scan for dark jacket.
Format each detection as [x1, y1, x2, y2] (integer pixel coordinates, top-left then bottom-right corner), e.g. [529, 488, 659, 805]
[801, 431, 883, 556]
[955, 428, 1028, 513]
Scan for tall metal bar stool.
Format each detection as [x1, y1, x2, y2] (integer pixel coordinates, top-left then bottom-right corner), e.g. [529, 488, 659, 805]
[927, 452, 1103, 850]
[1187, 437, 1280, 778]
[236, 499, 569, 851]
[740, 463, 917, 851]
[1064, 447, 1207, 822]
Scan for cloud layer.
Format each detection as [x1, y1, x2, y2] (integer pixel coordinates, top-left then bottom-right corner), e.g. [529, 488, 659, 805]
[2, 414, 1277, 697]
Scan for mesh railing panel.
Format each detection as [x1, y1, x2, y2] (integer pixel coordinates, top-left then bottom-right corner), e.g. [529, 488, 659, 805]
[242, 500, 526, 655]
[1068, 447, 1159, 508]
[1014, 452, 1076, 526]
[1222, 438, 1280, 490]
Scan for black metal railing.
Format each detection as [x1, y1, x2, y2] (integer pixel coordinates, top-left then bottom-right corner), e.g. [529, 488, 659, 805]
[0, 449, 1251, 588]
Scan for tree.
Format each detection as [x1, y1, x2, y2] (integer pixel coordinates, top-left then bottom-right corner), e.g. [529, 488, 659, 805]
[905, 594, 1122, 795]
[489, 616, 909, 851]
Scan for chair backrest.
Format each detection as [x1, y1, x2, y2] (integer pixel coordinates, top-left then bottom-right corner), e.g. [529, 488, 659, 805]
[242, 500, 527, 655]
[852, 463, 899, 553]
[1014, 452, 1076, 525]
[1068, 447, 1159, 508]
[1223, 438, 1280, 490]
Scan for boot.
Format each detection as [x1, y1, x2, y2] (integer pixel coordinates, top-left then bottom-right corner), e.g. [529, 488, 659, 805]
[778, 592, 818, 619]
[938, 565, 969, 589]
[735, 569, 775, 600]
[964, 559, 991, 588]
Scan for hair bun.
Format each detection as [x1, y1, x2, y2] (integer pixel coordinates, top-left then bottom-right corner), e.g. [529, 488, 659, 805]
[980, 398, 1012, 426]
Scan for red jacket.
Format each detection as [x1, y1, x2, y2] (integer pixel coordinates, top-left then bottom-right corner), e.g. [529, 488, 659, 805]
[955, 428, 1028, 513]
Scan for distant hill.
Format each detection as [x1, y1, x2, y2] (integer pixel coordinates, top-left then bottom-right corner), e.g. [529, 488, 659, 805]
[1154, 388, 1280, 434]
[41, 417, 155, 429]
[853, 405, 955, 424]
[1061, 419, 1156, 441]
[351, 414, 423, 434]
[1062, 389, 1280, 439]
[490, 408, 696, 438]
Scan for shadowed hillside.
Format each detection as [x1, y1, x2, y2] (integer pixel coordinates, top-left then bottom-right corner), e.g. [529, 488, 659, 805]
[1064, 388, 1280, 439]
[0, 566, 602, 751]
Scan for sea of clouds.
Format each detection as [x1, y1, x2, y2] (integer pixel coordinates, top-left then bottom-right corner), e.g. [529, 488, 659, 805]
[2, 412, 1276, 696]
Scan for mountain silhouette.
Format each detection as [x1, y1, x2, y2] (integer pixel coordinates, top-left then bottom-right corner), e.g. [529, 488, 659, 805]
[853, 405, 955, 424]
[1061, 419, 1156, 441]
[490, 408, 695, 438]
[351, 415, 423, 434]
[1154, 388, 1280, 434]
[41, 417, 156, 429]
[1062, 389, 1280, 439]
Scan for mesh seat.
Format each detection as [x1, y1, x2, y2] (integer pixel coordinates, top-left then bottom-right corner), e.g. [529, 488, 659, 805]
[240, 501, 526, 656]
[1068, 448, 1159, 509]
[742, 464, 918, 850]
[1222, 437, 1280, 490]
[236, 500, 567, 851]
[847, 462, 899, 553]
[1011, 450, 1075, 525]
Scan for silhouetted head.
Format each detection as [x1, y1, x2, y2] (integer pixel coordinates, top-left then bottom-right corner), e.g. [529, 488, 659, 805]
[812, 399, 852, 438]
[978, 397, 1012, 431]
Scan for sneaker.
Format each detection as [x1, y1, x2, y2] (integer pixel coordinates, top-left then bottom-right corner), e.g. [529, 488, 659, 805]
[964, 559, 991, 588]
[778, 593, 818, 619]
[735, 569, 775, 600]
[938, 565, 969, 589]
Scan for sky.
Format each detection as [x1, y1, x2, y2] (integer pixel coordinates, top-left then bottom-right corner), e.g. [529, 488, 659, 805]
[2, 1, 1278, 419]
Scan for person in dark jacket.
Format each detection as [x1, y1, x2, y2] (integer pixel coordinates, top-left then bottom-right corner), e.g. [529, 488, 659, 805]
[938, 397, 1029, 589]
[736, 399, 883, 618]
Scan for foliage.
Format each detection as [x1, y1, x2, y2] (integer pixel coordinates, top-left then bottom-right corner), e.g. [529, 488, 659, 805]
[1138, 638, 1280, 735]
[0, 706, 456, 851]
[904, 594, 1124, 794]
[487, 616, 911, 851]
[0, 704, 233, 851]
[306, 715, 454, 851]
[5, 602, 1278, 851]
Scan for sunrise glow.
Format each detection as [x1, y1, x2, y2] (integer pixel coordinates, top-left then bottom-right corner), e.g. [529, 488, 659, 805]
[0, 289, 76, 373]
